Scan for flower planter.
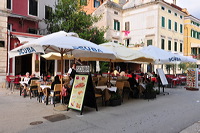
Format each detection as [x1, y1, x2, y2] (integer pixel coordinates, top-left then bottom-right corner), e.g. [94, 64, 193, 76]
[110, 99, 121, 106]
[144, 91, 156, 99]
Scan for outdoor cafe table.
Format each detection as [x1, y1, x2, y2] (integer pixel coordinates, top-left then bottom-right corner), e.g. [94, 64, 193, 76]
[96, 86, 117, 102]
[96, 85, 117, 92]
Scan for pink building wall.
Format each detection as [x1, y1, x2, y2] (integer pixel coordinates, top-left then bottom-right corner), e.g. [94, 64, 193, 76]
[12, 0, 28, 16]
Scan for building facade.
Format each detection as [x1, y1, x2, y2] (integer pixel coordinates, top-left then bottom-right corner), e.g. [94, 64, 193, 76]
[0, 0, 8, 83]
[184, 15, 200, 65]
[93, 0, 186, 73]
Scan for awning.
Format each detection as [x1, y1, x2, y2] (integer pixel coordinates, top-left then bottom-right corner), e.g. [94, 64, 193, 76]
[16, 36, 37, 44]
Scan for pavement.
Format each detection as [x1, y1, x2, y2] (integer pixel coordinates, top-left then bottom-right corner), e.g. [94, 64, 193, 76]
[1, 86, 200, 133]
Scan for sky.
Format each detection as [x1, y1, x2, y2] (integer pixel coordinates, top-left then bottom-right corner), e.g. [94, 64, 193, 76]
[165, 0, 200, 19]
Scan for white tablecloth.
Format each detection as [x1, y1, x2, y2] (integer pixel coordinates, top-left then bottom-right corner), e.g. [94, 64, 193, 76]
[40, 85, 51, 90]
[96, 86, 117, 92]
[20, 81, 29, 87]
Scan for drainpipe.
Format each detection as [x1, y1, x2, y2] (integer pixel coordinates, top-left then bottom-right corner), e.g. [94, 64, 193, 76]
[7, 30, 10, 75]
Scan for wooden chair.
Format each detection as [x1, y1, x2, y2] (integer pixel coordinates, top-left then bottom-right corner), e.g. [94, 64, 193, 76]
[116, 81, 124, 102]
[29, 80, 39, 99]
[37, 83, 43, 103]
[97, 80, 107, 86]
[123, 81, 132, 99]
[51, 84, 62, 107]
[93, 82, 104, 106]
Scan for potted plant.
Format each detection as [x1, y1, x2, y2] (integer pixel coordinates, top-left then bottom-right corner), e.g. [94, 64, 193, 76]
[144, 82, 156, 99]
[109, 92, 121, 106]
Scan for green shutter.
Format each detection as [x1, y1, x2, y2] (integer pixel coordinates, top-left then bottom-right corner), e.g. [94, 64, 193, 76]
[180, 43, 182, 52]
[162, 17, 165, 27]
[114, 20, 116, 30]
[117, 21, 120, 31]
[168, 19, 171, 29]
[180, 24, 182, 33]
[175, 22, 177, 31]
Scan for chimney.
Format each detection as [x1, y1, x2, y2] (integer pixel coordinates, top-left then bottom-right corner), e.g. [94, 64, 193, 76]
[173, 0, 176, 5]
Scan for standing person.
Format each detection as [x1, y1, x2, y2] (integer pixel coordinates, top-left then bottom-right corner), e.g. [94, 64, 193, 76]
[67, 63, 76, 78]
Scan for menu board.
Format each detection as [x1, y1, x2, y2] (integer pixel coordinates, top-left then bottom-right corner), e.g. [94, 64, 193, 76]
[156, 68, 168, 85]
[186, 68, 198, 89]
[68, 75, 88, 111]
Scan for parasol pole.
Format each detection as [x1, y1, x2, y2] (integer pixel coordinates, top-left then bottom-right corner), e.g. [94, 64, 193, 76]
[108, 59, 111, 87]
[60, 49, 64, 103]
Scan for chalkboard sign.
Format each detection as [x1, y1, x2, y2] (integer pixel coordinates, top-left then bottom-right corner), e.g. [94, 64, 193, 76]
[156, 68, 168, 85]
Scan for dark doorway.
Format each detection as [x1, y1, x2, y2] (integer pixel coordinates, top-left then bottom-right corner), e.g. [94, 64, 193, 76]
[15, 54, 32, 75]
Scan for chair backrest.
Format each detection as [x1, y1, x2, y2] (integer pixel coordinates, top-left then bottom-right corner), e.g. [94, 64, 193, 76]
[37, 83, 42, 93]
[124, 81, 131, 88]
[30, 80, 38, 86]
[54, 84, 62, 92]
[116, 81, 124, 90]
[97, 80, 107, 86]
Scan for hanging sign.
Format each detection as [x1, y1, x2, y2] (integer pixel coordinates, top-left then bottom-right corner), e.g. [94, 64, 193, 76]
[76, 65, 90, 73]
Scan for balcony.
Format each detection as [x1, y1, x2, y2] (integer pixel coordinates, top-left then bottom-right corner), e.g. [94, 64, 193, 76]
[191, 54, 200, 60]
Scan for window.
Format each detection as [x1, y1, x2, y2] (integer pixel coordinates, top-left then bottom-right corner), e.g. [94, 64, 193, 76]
[147, 40, 152, 46]
[114, 20, 120, 31]
[168, 40, 171, 50]
[114, 40, 118, 43]
[161, 6, 165, 10]
[94, 0, 100, 8]
[174, 42, 177, 51]
[180, 24, 183, 33]
[180, 43, 182, 52]
[161, 16, 165, 28]
[80, 0, 87, 6]
[29, 0, 38, 16]
[180, 15, 183, 19]
[191, 48, 197, 55]
[168, 19, 171, 30]
[174, 13, 177, 16]
[174, 22, 177, 31]
[125, 39, 130, 47]
[114, 11, 118, 15]
[168, 10, 171, 13]
[28, 28, 37, 34]
[125, 22, 130, 31]
[161, 39, 165, 49]
[45, 6, 52, 19]
[0, 41, 5, 47]
[7, 0, 11, 9]
[7, 23, 12, 31]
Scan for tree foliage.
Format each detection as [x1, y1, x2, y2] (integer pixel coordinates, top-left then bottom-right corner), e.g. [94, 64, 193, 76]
[45, 0, 107, 44]
[178, 63, 197, 73]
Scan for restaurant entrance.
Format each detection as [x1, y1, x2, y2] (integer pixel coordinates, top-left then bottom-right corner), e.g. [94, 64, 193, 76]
[15, 54, 32, 75]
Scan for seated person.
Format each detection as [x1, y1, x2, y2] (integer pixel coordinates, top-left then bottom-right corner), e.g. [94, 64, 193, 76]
[128, 73, 139, 98]
[40, 75, 51, 85]
[21, 72, 30, 97]
[28, 73, 39, 85]
[50, 75, 61, 91]
[119, 71, 126, 77]
[28, 73, 39, 97]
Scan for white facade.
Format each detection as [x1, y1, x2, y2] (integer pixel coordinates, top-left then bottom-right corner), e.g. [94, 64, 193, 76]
[93, 0, 185, 73]
[38, 0, 57, 35]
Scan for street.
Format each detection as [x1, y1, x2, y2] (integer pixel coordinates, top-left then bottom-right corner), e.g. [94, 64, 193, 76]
[0, 86, 200, 133]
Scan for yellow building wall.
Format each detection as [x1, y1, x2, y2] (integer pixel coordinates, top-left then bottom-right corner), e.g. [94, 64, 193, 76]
[184, 18, 200, 56]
